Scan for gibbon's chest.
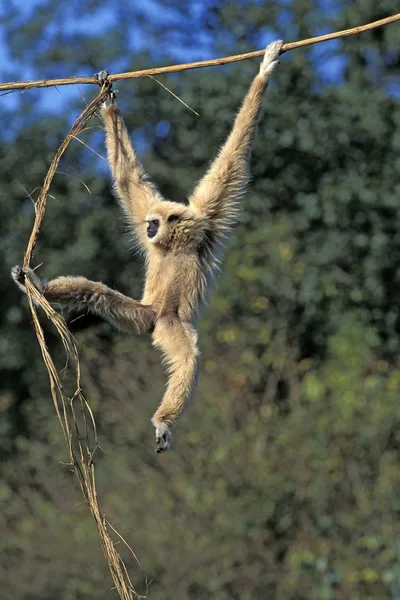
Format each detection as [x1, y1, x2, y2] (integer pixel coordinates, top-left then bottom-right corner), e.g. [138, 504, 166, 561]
[141, 253, 205, 318]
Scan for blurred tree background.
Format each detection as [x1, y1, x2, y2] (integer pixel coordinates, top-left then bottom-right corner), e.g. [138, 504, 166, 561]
[1, 0, 400, 598]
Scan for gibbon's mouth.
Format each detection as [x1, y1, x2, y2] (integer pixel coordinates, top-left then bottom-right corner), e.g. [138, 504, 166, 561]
[147, 219, 160, 238]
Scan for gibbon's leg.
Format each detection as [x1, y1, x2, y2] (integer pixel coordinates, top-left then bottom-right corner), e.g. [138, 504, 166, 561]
[98, 76, 164, 246]
[189, 40, 283, 228]
[11, 266, 155, 334]
[151, 317, 200, 453]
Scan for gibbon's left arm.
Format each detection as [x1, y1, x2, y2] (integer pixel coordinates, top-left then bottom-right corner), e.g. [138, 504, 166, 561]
[189, 40, 283, 242]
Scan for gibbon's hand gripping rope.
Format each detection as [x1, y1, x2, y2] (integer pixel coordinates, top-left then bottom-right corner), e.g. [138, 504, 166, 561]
[9, 12, 400, 600]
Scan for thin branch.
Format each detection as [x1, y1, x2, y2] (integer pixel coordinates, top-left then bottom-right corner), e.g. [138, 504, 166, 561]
[1, 12, 399, 93]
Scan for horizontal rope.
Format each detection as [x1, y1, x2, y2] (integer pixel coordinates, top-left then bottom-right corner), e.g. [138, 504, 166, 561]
[1, 12, 399, 93]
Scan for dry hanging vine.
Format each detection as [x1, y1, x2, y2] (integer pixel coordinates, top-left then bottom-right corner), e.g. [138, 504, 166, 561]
[22, 80, 147, 600]
[10, 11, 400, 600]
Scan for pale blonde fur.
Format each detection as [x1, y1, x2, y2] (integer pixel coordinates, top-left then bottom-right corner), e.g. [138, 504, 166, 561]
[12, 40, 283, 453]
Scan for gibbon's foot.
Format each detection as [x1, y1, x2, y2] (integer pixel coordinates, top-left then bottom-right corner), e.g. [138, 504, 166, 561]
[11, 266, 44, 294]
[259, 39, 283, 79]
[153, 421, 172, 454]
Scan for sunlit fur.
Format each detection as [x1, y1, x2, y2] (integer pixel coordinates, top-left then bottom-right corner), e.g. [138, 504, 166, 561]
[12, 41, 283, 453]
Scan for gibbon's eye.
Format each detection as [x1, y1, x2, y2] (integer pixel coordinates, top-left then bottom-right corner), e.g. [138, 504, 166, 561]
[147, 219, 160, 238]
[167, 215, 180, 223]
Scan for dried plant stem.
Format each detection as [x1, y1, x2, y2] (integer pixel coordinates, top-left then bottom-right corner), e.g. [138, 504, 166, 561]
[1, 12, 399, 93]
[23, 81, 145, 600]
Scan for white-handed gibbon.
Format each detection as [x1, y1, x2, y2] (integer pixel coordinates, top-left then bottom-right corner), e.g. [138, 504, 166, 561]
[12, 40, 283, 453]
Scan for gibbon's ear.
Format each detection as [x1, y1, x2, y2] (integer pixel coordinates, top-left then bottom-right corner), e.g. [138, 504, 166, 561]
[167, 214, 180, 223]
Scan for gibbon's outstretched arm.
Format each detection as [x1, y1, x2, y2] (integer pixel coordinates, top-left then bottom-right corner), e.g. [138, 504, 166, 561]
[99, 82, 164, 248]
[11, 267, 155, 334]
[189, 40, 283, 242]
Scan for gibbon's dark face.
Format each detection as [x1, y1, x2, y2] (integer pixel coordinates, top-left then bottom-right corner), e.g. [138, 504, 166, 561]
[147, 219, 160, 238]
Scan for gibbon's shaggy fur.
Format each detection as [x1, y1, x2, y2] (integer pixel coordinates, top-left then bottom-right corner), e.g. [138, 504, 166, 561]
[12, 40, 283, 453]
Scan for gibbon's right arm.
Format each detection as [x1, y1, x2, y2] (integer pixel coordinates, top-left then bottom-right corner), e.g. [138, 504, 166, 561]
[99, 76, 165, 248]
[189, 40, 283, 244]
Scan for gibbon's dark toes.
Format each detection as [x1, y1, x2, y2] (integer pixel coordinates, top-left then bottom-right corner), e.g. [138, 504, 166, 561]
[156, 438, 166, 453]
[96, 70, 109, 86]
[155, 433, 170, 454]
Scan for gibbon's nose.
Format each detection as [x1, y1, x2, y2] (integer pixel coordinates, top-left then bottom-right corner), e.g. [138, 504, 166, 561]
[147, 219, 160, 238]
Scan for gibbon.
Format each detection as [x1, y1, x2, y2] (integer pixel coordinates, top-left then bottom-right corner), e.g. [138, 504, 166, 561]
[12, 40, 283, 453]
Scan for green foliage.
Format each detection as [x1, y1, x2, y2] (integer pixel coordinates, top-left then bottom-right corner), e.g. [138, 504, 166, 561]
[1, 1, 400, 599]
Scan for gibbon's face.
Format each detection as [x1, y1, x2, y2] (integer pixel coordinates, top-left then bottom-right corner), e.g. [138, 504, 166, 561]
[145, 202, 204, 250]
